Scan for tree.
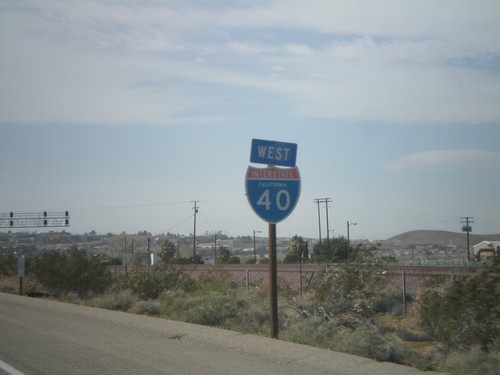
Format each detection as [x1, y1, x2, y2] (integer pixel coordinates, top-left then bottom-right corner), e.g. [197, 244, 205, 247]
[284, 235, 308, 263]
[216, 246, 240, 264]
[217, 246, 230, 263]
[312, 236, 348, 263]
[158, 240, 176, 263]
[31, 246, 112, 297]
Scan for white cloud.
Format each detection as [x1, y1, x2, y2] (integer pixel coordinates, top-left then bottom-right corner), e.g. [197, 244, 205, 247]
[386, 149, 500, 171]
[1, 1, 499, 126]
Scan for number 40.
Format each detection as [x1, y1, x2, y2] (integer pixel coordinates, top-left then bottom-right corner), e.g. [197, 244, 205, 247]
[257, 189, 291, 211]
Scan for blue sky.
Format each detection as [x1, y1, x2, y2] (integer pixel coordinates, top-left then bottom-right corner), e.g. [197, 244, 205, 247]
[1, 1, 499, 240]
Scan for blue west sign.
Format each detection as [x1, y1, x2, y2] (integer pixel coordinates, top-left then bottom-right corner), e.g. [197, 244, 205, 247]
[245, 166, 301, 224]
[250, 139, 297, 167]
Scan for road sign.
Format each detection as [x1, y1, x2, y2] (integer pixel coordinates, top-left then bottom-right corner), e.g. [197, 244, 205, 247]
[245, 166, 301, 224]
[250, 139, 297, 167]
[17, 256, 25, 278]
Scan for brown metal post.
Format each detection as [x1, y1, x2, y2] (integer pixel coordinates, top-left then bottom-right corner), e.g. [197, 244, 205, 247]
[269, 223, 278, 338]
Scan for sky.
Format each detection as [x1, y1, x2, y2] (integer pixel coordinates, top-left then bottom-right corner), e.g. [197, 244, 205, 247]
[1, 0, 499, 241]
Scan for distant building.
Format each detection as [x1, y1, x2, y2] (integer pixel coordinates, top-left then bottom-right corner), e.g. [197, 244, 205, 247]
[473, 241, 500, 262]
[150, 253, 161, 266]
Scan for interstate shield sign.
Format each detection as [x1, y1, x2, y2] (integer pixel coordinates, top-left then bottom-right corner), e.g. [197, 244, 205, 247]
[245, 166, 301, 224]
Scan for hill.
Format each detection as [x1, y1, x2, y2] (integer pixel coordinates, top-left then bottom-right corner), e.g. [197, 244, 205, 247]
[385, 230, 500, 247]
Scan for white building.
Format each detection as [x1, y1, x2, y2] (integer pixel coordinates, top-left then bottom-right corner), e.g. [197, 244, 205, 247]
[473, 241, 500, 262]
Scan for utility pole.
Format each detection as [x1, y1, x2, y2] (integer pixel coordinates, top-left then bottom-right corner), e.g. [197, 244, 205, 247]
[313, 199, 323, 245]
[192, 201, 199, 263]
[214, 233, 217, 265]
[253, 230, 262, 264]
[124, 234, 128, 274]
[347, 221, 357, 257]
[324, 198, 332, 244]
[314, 198, 331, 244]
[460, 216, 474, 263]
[147, 237, 151, 276]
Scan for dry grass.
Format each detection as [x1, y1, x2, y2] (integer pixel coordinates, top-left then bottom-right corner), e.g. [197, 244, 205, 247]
[0, 276, 20, 293]
[374, 311, 437, 359]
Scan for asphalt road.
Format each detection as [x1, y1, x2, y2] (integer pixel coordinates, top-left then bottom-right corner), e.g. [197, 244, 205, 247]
[0, 293, 437, 375]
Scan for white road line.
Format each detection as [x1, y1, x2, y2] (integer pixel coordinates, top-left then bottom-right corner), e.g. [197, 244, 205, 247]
[0, 359, 25, 375]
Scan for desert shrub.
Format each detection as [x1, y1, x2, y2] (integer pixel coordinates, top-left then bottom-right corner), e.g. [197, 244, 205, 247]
[280, 308, 424, 367]
[0, 284, 16, 294]
[130, 300, 162, 316]
[313, 258, 390, 317]
[442, 345, 500, 375]
[158, 275, 260, 331]
[422, 275, 448, 289]
[55, 292, 81, 304]
[281, 316, 337, 347]
[31, 247, 112, 297]
[371, 285, 407, 315]
[184, 291, 245, 327]
[232, 297, 269, 334]
[120, 265, 194, 300]
[197, 268, 239, 293]
[418, 260, 500, 351]
[335, 324, 420, 365]
[0, 253, 16, 276]
[83, 289, 137, 311]
[160, 288, 243, 327]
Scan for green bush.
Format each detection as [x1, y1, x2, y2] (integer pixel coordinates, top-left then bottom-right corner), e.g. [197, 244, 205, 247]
[281, 316, 337, 347]
[157, 271, 263, 330]
[232, 297, 269, 334]
[313, 259, 390, 317]
[120, 265, 194, 299]
[159, 288, 245, 328]
[184, 291, 243, 327]
[197, 268, 239, 293]
[336, 325, 420, 364]
[31, 248, 112, 297]
[0, 253, 16, 276]
[419, 261, 500, 351]
[371, 285, 406, 315]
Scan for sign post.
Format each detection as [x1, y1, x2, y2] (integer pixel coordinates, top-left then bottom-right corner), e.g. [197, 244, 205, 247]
[17, 256, 25, 296]
[268, 222, 278, 337]
[245, 139, 300, 338]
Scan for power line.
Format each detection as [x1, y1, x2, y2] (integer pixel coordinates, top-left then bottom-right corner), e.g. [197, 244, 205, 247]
[162, 214, 194, 233]
[70, 201, 191, 211]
